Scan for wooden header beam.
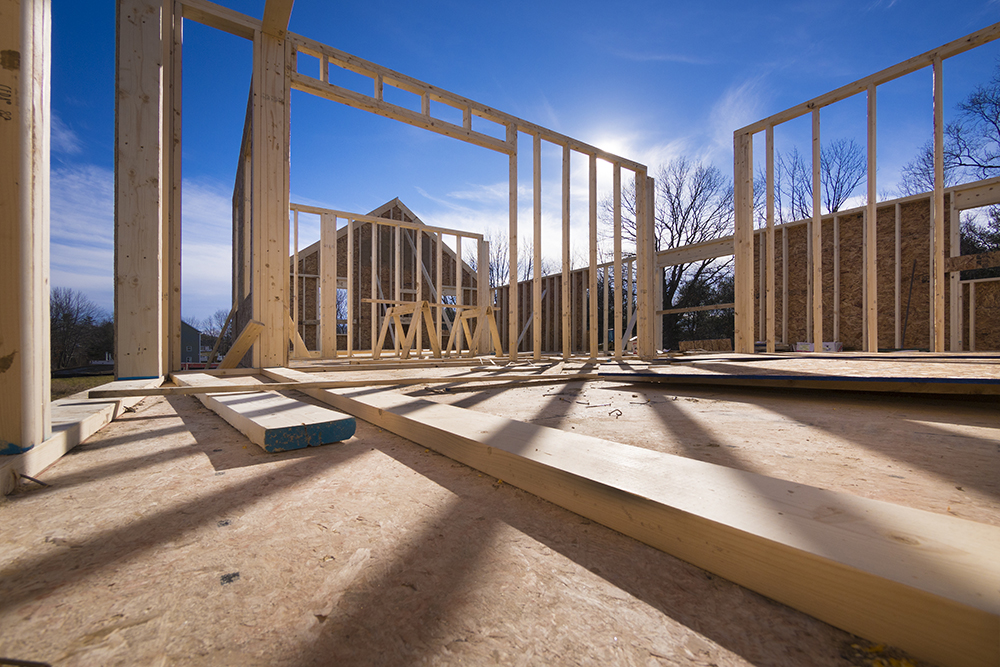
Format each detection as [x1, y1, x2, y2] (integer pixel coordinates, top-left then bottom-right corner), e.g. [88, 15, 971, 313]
[737, 21, 1000, 135]
[288, 32, 647, 170]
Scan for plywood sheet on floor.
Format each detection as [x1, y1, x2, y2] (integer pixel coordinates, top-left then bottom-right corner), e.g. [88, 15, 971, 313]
[0, 393, 915, 666]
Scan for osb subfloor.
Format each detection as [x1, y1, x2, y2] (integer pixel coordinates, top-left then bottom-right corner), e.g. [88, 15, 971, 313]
[2, 357, 997, 666]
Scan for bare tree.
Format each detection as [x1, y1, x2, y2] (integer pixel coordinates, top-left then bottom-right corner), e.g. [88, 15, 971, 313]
[948, 65, 1000, 179]
[200, 308, 234, 355]
[51, 287, 107, 369]
[898, 140, 960, 196]
[603, 157, 734, 348]
[820, 139, 866, 212]
[766, 141, 866, 219]
[464, 227, 510, 290]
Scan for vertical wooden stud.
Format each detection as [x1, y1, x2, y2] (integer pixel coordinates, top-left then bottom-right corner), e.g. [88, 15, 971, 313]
[532, 133, 542, 361]
[733, 131, 754, 353]
[250, 27, 289, 367]
[293, 209, 299, 330]
[765, 126, 775, 353]
[894, 204, 903, 350]
[165, 0, 182, 372]
[507, 123, 518, 361]
[370, 222, 377, 353]
[456, 234, 463, 353]
[613, 162, 622, 360]
[115, 0, 165, 379]
[347, 218, 354, 357]
[588, 153, 598, 359]
[865, 83, 878, 352]
[435, 231, 443, 351]
[320, 213, 337, 358]
[932, 57, 945, 352]
[0, 0, 51, 452]
[811, 109, 823, 349]
[562, 144, 571, 359]
[833, 215, 840, 343]
[782, 226, 788, 344]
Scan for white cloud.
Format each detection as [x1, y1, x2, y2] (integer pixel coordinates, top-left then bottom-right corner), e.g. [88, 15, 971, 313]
[51, 113, 83, 155]
[50, 163, 115, 311]
[705, 75, 769, 167]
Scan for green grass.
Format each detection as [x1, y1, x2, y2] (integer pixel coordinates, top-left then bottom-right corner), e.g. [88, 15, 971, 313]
[51, 375, 114, 401]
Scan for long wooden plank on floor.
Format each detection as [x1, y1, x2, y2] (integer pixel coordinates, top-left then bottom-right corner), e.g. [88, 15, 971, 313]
[597, 369, 1000, 396]
[264, 366, 1000, 667]
[1, 378, 160, 495]
[174, 373, 355, 453]
[90, 372, 599, 399]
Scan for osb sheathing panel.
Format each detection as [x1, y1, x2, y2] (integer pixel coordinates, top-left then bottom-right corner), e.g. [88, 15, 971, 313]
[965, 280, 1000, 350]
[753, 197, 960, 350]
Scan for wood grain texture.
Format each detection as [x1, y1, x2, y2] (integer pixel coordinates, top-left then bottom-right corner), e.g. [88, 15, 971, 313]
[115, 0, 164, 380]
[1, 378, 158, 495]
[264, 366, 1000, 667]
[174, 373, 355, 453]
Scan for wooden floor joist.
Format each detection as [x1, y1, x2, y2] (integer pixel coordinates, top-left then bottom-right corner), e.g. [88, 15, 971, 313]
[264, 366, 1000, 667]
[173, 373, 355, 453]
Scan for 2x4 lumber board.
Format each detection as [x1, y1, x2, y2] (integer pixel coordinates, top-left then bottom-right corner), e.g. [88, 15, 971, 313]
[532, 134, 542, 361]
[733, 132, 753, 353]
[166, 0, 182, 373]
[811, 109, 823, 349]
[287, 33, 646, 172]
[562, 145, 571, 359]
[833, 216, 841, 342]
[261, 0, 294, 38]
[589, 154, 599, 359]
[946, 249, 1000, 273]
[174, 373, 355, 453]
[0, 0, 50, 452]
[599, 370, 1000, 396]
[737, 22, 1000, 135]
[638, 174, 655, 359]
[264, 367, 1000, 667]
[91, 372, 603, 399]
[895, 203, 902, 348]
[1, 378, 160, 495]
[320, 213, 337, 357]
[218, 319, 264, 369]
[613, 164, 622, 360]
[954, 177, 1000, 210]
[951, 195, 962, 351]
[866, 84, 878, 353]
[180, 0, 260, 39]
[289, 72, 510, 155]
[347, 219, 354, 357]
[656, 302, 735, 316]
[507, 123, 518, 361]
[765, 128, 776, 354]
[933, 57, 946, 353]
[115, 0, 164, 381]
[251, 28, 289, 367]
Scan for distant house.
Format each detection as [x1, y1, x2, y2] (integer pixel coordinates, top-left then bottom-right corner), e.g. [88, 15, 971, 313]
[181, 321, 201, 364]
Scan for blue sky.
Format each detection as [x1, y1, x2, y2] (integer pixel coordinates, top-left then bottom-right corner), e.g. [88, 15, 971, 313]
[50, 0, 1000, 323]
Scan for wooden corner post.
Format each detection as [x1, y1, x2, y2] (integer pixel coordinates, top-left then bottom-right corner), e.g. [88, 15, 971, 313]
[733, 131, 754, 353]
[0, 0, 51, 453]
[250, 18, 291, 367]
[115, 0, 167, 380]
